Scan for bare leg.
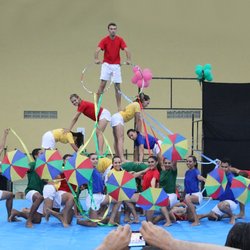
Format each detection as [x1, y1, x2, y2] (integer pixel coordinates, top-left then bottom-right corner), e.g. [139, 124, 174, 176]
[26, 193, 44, 228]
[124, 202, 139, 224]
[115, 83, 122, 111]
[185, 196, 200, 226]
[160, 207, 172, 227]
[145, 210, 154, 222]
[108, 202, 122, 225]
[97, 80, 107, 103]
[236, 202, 245, 219]
[60, 193, 74, 227]
[9, 209, 27, 222]
[113, 125, 125, 162]
[77, 208, 98, 227]
[96, 119, 109, 155]
[1, 191, 15, 220]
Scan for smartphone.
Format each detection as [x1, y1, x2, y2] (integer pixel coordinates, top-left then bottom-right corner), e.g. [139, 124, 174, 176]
[128, 231, 146, 247]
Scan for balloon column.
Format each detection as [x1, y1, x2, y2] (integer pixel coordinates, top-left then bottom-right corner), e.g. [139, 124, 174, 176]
[195, 64, 213, 81]
[131, 66, 153, 88]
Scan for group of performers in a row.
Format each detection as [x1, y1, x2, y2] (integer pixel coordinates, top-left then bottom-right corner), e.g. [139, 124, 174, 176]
[0, 126, 248, 228]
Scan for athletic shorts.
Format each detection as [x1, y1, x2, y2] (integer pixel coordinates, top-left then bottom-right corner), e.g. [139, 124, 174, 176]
[43, 184, 60, 209]
[185, 191, 203, 205]
[0, 190, 3, 199]
[54, 190, 66, 209]
[111, 113, 124, 127]
[152, 140, 162, 155]
[85, 193, 106, 211]
[26, 190, 44, 215]
[99, 108, 111, 122]
[212, 200, 238, 217]
[41, 131, 55, 149]
[167, 193, 178, 208]
[100, 63, 122, 83]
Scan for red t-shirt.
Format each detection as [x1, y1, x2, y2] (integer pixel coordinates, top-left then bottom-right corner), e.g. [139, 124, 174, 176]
[142, 169, 160, 191]
[77, 100, 103, 121]
[58, 173, 77, 193]
[98, 35, 127, 64]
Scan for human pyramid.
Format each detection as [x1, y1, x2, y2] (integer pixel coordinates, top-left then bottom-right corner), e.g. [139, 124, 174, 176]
[0, 22, 246, 229]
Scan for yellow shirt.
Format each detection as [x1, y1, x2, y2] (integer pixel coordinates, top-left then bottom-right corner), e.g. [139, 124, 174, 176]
[52, 129, 74, 144]
[97, 157, 112, 173]
[119, 102, 140, 123]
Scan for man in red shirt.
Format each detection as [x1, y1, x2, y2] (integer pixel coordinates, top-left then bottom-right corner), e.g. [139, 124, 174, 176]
[94, 22, 131, 111]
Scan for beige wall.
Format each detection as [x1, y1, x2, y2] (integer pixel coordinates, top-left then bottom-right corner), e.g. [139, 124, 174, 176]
[1, 0, 250, 176]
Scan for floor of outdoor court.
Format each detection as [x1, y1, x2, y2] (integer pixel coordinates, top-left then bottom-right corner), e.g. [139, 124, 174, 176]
[0, 198, 248, 250]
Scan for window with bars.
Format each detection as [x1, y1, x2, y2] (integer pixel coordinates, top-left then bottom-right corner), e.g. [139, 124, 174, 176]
[24, 111, 57, 119]
[167, 110, 201, 119]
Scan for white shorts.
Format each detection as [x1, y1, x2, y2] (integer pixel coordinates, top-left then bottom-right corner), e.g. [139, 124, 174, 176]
[99, 108, 111, 122]
[43, 184, 56, 200]
[185, 191, 203, 204]
[41, 131, 55, 149]
[25, 190, 44, 214]
[85, 193, 106, 211]
[43, 184, 60, 209]
[111, 113, 124, 127]
[100, 63, 122, 83]
[0, 190, 2, 199]
[167, 193, 178, 208]
[54, 190, 66, 209]
[212, 200, 238, 217]
[152, 140, 162, 155]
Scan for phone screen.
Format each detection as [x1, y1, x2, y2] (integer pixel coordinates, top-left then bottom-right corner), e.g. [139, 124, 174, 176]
[128, 231, 146, 247]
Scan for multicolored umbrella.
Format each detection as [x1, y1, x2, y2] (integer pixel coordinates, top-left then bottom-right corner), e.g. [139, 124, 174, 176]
[161, 133, 188, 161]
[205, 168, 228, 199]
[106, 170, 137, 201]
[63, 153, 93, 186]
[137, 187, 169, 210]
[1, 149, 30, 181]
[231, 175, 250, 204]
[35, 150, 63, 180]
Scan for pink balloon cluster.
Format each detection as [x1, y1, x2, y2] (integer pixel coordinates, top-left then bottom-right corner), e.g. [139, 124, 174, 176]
[131, 66, 153, 88]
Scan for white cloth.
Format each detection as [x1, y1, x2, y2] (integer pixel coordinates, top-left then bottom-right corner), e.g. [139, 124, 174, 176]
[111, 113, 124, 127]
[100, 63, 122, 83]
[41, 131, 55, 149]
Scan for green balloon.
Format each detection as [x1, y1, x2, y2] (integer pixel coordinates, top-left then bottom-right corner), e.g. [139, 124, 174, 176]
[204, 64, 212, 70]
[195, 65, 203, 77]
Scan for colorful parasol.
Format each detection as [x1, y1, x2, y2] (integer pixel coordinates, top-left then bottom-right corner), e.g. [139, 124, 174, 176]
[231, 175, 250, 204]
[205, 168, 228, 199]
[35, 150, 63, 180]
[137, 187, 169, 210]
[1, 149, 30, 181]
[63, 153, 93, 186]
[161, 133, 188, 161]
[106, 170, 137, 201]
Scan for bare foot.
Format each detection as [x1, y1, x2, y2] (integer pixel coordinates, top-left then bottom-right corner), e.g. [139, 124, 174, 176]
[191, 221, 200, 226]
[229, 216, 236, 225]
[163, 221, 172, 227]
[8, 209, 21, 222]
[236, 213, 245, 219]
[26, 220, 33, 228]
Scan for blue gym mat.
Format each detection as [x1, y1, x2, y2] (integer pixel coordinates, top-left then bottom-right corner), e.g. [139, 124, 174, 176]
[0, 199, 248, 250]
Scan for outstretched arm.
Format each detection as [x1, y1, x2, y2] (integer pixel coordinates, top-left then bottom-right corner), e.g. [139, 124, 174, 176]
[68, 112, 81, 132]
[0, 128, 10, 156]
